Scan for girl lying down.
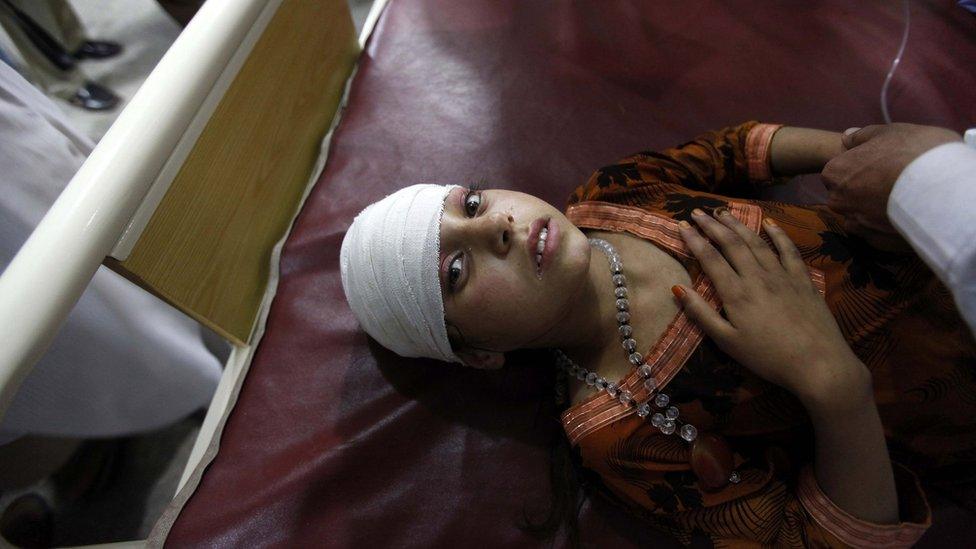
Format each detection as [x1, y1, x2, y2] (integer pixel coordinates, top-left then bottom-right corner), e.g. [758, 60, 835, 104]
[339, 122, 976, 547]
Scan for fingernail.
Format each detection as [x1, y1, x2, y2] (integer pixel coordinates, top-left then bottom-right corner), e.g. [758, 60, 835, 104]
[763, 218, 778, 227]
[671, 285, 686, 299]
[692, 208, 705, 217]
[679, 220, 691, 229]
[714, 207, 730, 217]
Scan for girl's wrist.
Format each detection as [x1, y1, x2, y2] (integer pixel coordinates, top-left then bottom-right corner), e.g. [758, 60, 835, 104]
[813, 131, 845, 167]
[795, 355, 875, 417]
[770, 127, 846, 175]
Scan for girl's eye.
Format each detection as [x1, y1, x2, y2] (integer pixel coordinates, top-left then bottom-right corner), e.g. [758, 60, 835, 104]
[464, 191, 482, 217]
[448, 255, 464, 288]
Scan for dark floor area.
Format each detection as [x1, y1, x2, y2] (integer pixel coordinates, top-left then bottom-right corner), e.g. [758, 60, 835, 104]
[0, 413, 201, 546]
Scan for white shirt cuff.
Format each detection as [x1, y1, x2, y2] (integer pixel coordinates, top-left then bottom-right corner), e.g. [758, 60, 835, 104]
[887, 142, 976, 283]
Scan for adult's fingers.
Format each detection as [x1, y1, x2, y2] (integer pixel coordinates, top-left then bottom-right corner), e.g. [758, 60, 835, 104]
[825, 189, 853, 216]
[841, 124, 885, 149]
[672, 284, 736, 345]
[712, 209, 781, 272]
[677, 219, 741, 296]
[689, 209, 761, 277]
[761, 218, 809, 282]
[821, 155, 842, 191]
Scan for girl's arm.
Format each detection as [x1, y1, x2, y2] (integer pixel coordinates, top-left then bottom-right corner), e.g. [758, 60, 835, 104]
[770, 127, 846, 176]
[803, 374, 899, 524]
[568, 122, 781, 204]
[569, 122, 846, 206]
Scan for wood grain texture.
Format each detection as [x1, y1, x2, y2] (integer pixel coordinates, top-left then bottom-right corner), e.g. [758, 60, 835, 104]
[108, 0, 358, 344]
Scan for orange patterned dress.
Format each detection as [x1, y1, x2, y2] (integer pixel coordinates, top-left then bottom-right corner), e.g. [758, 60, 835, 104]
[560, 122, 976, 547]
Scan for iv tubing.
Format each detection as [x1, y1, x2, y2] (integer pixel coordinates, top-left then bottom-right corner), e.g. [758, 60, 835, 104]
[881, 0, 911, 124]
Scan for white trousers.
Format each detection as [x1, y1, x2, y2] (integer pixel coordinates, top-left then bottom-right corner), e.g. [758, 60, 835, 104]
[0, 61, 221, 445]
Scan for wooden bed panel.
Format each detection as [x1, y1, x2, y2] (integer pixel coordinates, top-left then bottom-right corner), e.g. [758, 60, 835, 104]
[107, 0, 359, 345]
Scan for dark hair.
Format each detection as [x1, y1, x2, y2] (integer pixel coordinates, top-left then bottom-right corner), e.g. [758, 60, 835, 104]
[515, 365, 586, 548]
[452, 344, 588, 546]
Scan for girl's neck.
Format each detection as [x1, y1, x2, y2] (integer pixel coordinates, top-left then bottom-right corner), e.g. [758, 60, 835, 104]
[552, 231, 692, 371]
[547, 244, 619, 362]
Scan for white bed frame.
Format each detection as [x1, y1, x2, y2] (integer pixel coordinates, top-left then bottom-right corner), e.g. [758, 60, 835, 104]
[0, 0, 389, 545]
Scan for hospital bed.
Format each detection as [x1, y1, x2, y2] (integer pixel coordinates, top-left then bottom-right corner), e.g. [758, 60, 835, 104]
[1, 0, 975, 546]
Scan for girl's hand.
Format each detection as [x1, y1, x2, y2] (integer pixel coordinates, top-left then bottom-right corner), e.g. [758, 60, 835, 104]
[675, 209, 872, 410]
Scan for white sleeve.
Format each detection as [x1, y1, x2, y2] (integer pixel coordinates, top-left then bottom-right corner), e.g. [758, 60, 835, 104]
[887, 142, 976, 335]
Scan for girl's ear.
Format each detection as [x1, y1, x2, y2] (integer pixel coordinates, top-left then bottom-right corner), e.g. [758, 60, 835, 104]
[447, 323, 504, 369]
[456, 348, 505, 370]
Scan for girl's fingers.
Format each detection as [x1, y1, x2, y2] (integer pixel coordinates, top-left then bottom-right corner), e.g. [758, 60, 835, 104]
[678, 220, 741, 297]
[712, 209, 782, 272]
[762, 218, 809, 280]
[689, 209, 761, 277]
[672, 285, 735, 346]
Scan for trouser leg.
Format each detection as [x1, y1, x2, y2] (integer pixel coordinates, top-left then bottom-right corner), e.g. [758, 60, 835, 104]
[8, 0, 85, 52]
[0, 2, 91, 101]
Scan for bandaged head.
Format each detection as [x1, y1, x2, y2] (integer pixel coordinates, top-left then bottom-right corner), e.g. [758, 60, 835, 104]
[340, 184, 462, 363]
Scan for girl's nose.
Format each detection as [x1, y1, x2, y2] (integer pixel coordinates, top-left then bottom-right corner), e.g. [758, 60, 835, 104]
[483, 211, 513, 255]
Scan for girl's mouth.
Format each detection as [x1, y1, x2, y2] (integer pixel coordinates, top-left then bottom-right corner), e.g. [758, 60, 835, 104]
[535, 225, 549, 274]
[528, 218, 559, 279]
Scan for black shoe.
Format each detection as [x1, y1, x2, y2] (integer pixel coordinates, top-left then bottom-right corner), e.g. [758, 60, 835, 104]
[69, 81, 119, 111]
[72, 40, 123, 60]
[0, 493, 53, 549]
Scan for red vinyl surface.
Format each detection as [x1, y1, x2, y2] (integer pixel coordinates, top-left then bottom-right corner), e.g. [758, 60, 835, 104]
[166, 1, 976, 546]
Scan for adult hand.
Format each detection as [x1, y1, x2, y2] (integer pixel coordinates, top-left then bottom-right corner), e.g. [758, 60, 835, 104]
[674, 209, 871, 410]
[821, 123, 961, 249]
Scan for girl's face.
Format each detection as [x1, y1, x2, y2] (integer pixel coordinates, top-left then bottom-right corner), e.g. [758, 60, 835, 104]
[438, 187, 591, 362]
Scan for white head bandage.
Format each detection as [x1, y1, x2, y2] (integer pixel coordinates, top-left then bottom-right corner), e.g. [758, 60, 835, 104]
[339, 184, 461, 363]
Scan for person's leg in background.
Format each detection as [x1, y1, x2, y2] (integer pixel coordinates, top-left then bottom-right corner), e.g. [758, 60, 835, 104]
[14, 0, 85, 54]
[18, 0, 122, 59]
[0, 0, 118, 110]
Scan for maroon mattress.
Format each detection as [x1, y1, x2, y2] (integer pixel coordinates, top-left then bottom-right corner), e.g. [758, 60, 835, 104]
[162, 0, 976, 546]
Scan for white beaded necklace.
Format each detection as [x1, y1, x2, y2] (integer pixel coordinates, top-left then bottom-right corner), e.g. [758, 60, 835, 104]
[554, 238, 699, 444]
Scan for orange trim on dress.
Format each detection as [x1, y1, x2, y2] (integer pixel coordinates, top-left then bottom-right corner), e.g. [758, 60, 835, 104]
[560, 201, 825, 446]
[796, 465, 930, 548]
[745, 123, 783, 183]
